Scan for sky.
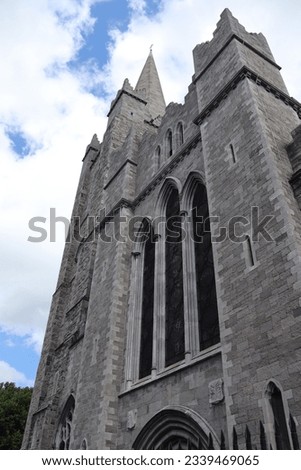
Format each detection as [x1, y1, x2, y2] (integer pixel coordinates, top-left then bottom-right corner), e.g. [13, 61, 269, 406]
[0, 0, 300, 387]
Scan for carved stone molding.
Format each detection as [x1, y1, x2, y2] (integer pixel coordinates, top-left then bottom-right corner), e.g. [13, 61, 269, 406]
[209, 378, 224, 405]
[127, 409, 138, 430]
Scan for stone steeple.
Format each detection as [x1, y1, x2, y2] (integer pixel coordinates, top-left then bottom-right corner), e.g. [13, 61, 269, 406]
[135, 50, 166, 119]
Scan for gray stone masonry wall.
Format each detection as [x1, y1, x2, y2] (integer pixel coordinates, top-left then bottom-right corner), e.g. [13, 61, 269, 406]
[194, 10, 301, 449]
[201, 76, 301, 449]
[23, 55, 165, 448]
[134, 142, 204, 220]
[118, 354, 226, 449]
[193, 8, 275, 77]
[135, 83, 199, 197]
[71, 207, 133, 449]
[193, 11, 287, 113]
[22, 139, 100, 448]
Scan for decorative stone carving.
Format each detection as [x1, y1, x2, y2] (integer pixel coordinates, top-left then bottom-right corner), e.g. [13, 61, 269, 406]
[209, 378, 224, 405]
[127, 409, 137, 430]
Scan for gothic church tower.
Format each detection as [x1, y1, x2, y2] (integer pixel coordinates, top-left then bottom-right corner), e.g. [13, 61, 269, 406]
[23, 10, 301, 450]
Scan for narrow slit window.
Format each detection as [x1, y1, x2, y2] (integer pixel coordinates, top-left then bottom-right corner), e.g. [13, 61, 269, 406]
[230, 143, 237, 164]
[167, 130, 173, 157]
[177, 122, 184, 147]
[155, 145, 161, 169]
[245, 235, 255, 268]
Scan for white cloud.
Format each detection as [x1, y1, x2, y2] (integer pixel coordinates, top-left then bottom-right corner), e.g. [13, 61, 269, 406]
[4, 338, 15, 348]
[106, 0, 301, 103]
[128, 0, 146, 14]
[0, 360, 33, 387]
[0, 0, 300, 376]
[0, 0, 109, 353]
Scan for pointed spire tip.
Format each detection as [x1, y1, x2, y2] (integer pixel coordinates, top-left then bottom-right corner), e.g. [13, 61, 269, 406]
[135, 48, 166, 118]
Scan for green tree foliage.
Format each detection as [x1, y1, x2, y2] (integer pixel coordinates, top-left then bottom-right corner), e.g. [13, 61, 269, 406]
[0, 382, 32, 449]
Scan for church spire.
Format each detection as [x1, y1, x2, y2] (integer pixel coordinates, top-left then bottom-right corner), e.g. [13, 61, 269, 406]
[135, 49, 166, 119]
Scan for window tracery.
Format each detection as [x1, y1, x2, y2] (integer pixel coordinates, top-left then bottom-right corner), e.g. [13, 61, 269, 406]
[56, 396, 75, 450]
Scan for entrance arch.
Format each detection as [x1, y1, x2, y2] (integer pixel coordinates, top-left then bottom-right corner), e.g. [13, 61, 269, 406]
[133, 407, 219, 450]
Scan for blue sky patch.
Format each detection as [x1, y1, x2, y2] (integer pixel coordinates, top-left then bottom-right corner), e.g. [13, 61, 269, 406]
[0, 331, 37, 384]
[72, 0, 131, 69]
[144, 0, 162, 17]
[7, 130, 31, 158]
[71, 0, 162, 69]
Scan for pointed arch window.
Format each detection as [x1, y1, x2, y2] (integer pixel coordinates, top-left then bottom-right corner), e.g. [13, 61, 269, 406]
[266, 382, 291, 449]
[165, 187, 184, 366]
[176, 122, 184, 147]
[81, 439, 87, 450]
[125, 175, 221, 388]
[56, 395, 75, 450]
[166, 130, 173, 157]
[139, 220, 155, 379]
[192, 182, 219, 350]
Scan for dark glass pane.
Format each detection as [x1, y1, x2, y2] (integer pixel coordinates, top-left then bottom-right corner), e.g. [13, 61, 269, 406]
[270, 385, 291, 449]
[289, 414, 300, 450]
[158, 436, 198, 450]
[156, 146, 161, 168]
[139, 222, 155, 378]
[260, 421, 267, 450]
[165, 188, 185, 366]
[192, 182, 220, 350]
[178, 123, 184, 146]
[167, 131, 173, 156]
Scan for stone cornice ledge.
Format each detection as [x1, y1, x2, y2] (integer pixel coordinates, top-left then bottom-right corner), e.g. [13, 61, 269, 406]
[119, 343, 222, 397]
[32, 404, 48, 417]
[107, 89, 147, 117]
[194, 66, 301, 125]
[104, 159, 138, 190]
[97, 197, 133, 232]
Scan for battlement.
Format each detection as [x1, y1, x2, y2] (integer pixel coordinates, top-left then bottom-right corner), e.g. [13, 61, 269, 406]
[192, 9, 288, 113]
[193, 9, 275, 78]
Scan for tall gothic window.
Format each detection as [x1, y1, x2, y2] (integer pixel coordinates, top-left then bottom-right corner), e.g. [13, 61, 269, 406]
[267, 382, 291, 449]
[192, 182, 220, 350]
[139, 220, 155, 378]
[165, 187, 185, 366]
[166, 130, 173, 157]
[56, 395, 75, 450]
[177, 122, 184, 147]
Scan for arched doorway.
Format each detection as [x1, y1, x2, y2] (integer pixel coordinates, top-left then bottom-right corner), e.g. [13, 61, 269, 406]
[133, 408, 218, 450]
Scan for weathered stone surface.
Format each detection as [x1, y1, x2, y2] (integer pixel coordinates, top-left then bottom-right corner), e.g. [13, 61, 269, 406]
[209, 378, 224, 405]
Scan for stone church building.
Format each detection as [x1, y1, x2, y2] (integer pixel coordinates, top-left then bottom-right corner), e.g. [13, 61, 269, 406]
[23, 9, 301, 450]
